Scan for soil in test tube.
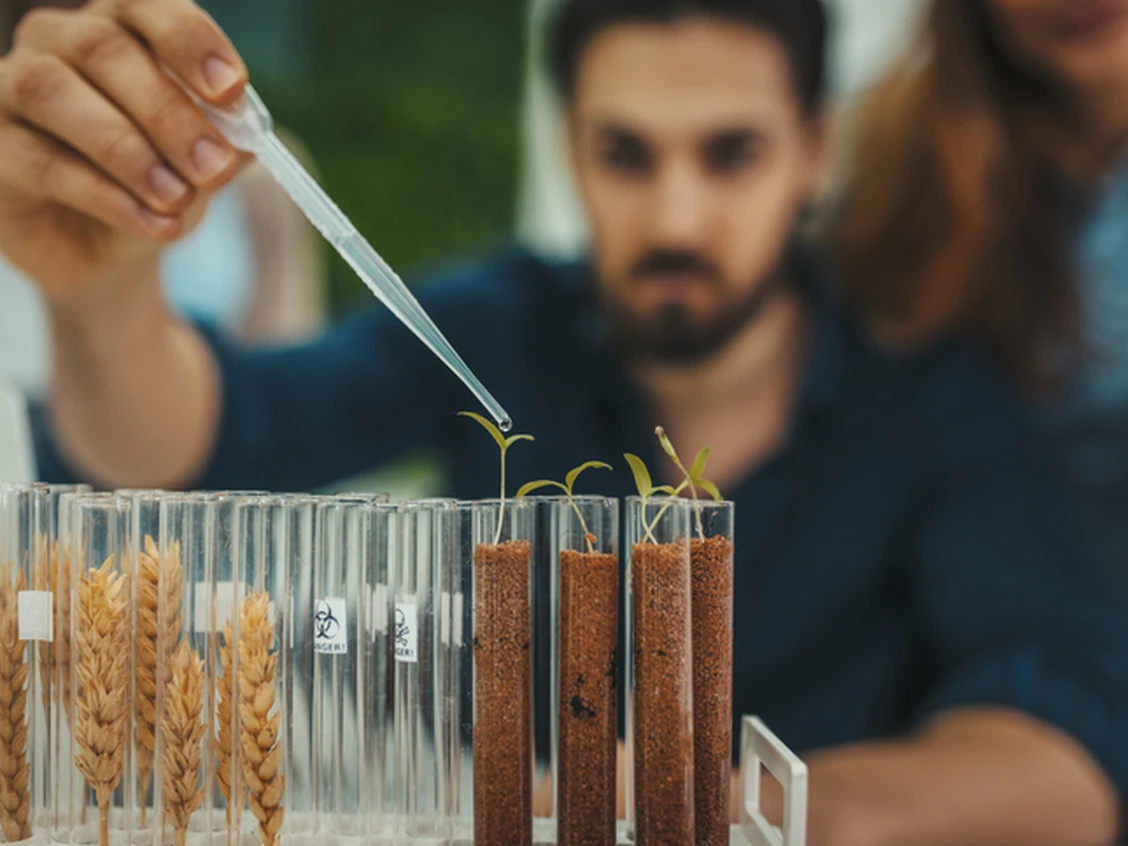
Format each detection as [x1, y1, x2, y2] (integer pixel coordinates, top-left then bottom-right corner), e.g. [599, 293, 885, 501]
[691, 535, 734, 846]
[473, 540, 533, 846]
[632, 541, 694, 845]
[557, 549, 618, 846]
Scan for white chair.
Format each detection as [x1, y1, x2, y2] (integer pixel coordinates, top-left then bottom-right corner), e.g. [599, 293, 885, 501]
[0, 379, 34, 483]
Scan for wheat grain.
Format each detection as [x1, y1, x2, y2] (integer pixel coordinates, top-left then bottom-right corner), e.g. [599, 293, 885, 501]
[36, 540, 72, 717]
[216, 618, 243, 839]
[75, 556, 130, 846]
[237, 593, 284, 846]
[135, 536, 182, 826]
[0, 569, 30, 841]
[161, 641, 205, 846]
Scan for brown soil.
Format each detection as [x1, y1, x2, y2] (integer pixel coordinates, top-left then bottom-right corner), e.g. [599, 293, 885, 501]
[632, 541, 694, 845]
[691, 535, 734, 846]
[557, 549, 618, 846]
[473, 540, 533, 846]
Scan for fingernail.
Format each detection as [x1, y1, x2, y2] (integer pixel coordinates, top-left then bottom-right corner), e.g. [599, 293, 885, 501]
[204, 56, 242, 95]
[148, 164, 189, 205]
[192, 137, 234, 180]
[139, 207, 177, 234]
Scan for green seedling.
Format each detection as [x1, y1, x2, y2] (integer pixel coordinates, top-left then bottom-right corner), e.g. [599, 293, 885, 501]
[655, 426, 723, 539]
[516, 461, 613, 554]
[623, 453, 677, 544]
[459, 411, 534, 545]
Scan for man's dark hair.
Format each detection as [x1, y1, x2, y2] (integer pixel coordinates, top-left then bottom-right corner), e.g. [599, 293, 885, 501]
[549, 0, 827, 114]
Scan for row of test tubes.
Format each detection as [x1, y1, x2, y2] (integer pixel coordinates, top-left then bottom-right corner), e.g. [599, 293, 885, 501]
[0, 485, 741, 846]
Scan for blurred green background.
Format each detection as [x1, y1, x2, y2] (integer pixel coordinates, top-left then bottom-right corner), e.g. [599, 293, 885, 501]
[203, 0, 527, 317]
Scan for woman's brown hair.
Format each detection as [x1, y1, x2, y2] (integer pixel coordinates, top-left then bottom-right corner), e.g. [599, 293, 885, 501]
[833, 0, 1083, 391]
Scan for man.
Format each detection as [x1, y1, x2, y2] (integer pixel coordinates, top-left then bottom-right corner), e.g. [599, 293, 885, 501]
[7, 0, 1126, 841]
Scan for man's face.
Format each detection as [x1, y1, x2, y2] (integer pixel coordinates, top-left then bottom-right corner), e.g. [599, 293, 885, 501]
[569, 16, 825, 364]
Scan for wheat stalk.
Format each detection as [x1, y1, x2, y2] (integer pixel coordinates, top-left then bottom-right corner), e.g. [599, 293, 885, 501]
[75, 556, 130, 846]
[36, 540, 72, 717]
[216, 618, 243, 839]
[135, 536, 182, 827]
[237, 593, 284, 846]
[161, 641, 206, 846]
[0, 569, 30, 841]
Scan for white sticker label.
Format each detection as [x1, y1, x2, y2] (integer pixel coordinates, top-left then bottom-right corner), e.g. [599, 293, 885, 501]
[452, 593, 464, 646]
[395, 600, 418, 663]
[372, 583, 389, 633]
[314, 598, 348, 655]
[18, 591, 53, 642]
[439, 592, 451, 646]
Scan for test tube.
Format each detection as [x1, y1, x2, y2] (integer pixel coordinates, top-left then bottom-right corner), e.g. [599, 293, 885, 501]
[467, 499, 535, 846]
[0, 484, 44, 843]
[155, 494, 219, 846]
[550, 496, 619, 846]
[311, 496, 392, 843]
[626, 496, 694, 844]
[690, 501, 734, 846]
[230, 496, 291, 846]
[121, 490, 164, 834]
[364, 503, 396, 842]
[70, 494, 135, 846]
[394, 499, 458, 842]
[42, 486, 90, 841]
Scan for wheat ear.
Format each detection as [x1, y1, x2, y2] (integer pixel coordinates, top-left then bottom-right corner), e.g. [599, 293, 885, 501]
[135, 536, 182, 826]
[216, 619, 243, 839]
[0, 569, 30, 841]
[237, 593, 284, 846]
[36, 540, 72, 718]
[161, 641, 206, 846]
[75, 557, 130, 846]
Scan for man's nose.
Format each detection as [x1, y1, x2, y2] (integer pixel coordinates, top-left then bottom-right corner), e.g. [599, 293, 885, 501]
[648, 162, 712, 250]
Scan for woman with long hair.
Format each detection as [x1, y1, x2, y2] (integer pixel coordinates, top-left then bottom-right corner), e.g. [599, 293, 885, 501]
[836, 0, 1128, 576]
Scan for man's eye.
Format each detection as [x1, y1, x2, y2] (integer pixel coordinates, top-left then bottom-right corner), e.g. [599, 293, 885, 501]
[602, 138, 652, 174]
[705, 136, 759, 174]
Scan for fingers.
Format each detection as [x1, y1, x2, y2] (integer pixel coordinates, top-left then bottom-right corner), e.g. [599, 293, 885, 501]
[0, 120, 181, 241]
[0, 47, 199, 216]
[97, 0, 248, 106]
[16, 8, 238, 195]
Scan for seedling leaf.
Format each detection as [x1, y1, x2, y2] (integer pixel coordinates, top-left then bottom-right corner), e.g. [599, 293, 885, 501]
[516, 480, 567, 498]
[565, 461, 612, 492]
[505, 434, 535, 449]
[697, 480, 723, 502]
[656, 427, 682, 469]
[653, 485, 678, 496]
[458, 411, 506, 451]
[624, 453, 654, 498]
[690, 447, 712, 480]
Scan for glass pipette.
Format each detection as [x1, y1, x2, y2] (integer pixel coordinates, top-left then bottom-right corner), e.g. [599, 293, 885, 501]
[193, 84, 513, 432]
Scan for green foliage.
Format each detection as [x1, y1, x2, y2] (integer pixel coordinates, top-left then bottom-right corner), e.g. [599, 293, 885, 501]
[623, 454, 676, 501]
[459, 412, 532, 456]
[517, 461, 613, 553]
[226, 0, 525, 316]
[655, 427, 723, 502]
[459, 411, 534, 545]
[516, 461, 612, 499]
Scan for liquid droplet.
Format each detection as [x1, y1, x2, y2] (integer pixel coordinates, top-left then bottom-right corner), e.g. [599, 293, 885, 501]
[498, 417, 513, 433]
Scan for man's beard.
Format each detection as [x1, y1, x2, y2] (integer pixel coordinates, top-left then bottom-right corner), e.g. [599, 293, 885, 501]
[604, 250, 788, 365]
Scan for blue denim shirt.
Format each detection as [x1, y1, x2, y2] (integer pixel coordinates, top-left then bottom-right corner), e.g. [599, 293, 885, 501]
[34, 245, 1128, 796]
[1041, 161, 1128, 580]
